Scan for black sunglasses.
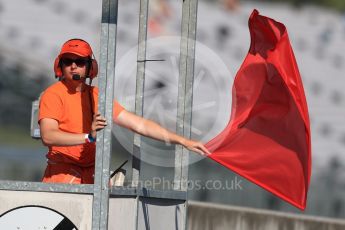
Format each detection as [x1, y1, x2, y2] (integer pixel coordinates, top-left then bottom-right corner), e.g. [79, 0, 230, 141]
[61, 58, 89, 67]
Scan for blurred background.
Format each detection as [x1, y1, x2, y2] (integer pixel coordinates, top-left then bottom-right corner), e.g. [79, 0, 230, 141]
[0, 0, 345, 220]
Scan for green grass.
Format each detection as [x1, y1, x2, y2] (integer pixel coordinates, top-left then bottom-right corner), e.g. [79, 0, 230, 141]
[0, 126, 43, 148]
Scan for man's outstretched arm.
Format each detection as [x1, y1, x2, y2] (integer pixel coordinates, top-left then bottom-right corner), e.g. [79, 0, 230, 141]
[114, 110, 211, 156]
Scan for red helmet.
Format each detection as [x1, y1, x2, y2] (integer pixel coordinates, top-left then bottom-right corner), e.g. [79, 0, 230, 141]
[54, 39, 98, 79]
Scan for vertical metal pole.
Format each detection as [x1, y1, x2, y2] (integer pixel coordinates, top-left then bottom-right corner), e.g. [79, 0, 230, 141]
[174, 0, 198, 229]
[131, 0, 149, 188]
[132, 0, 149, 229]
[92, 0, 119, 229]
[174, 0, 198, 192]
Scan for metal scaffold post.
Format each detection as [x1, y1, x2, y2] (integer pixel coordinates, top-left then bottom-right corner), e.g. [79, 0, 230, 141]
[92, 0, 119, 229]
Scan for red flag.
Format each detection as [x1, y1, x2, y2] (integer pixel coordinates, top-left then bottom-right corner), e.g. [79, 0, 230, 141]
[206, 9, 311, 210]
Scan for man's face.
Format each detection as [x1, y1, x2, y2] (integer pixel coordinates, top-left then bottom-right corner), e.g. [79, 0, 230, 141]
[60, 53, 89, 81]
